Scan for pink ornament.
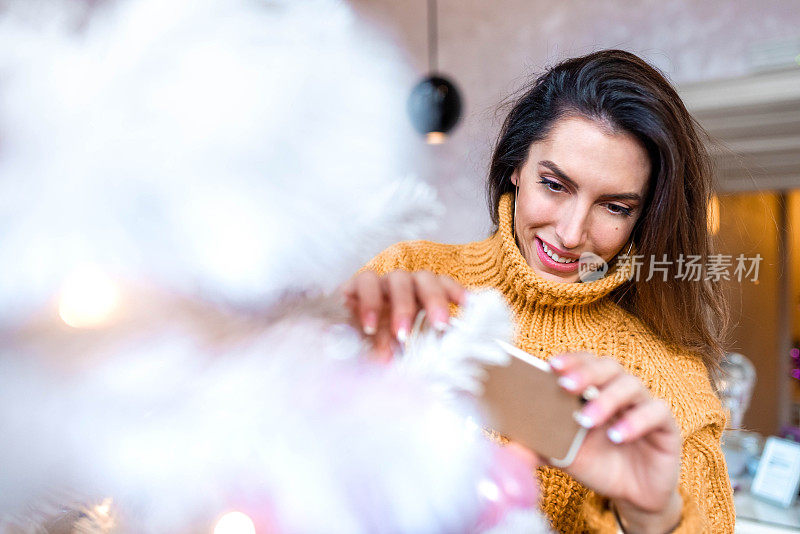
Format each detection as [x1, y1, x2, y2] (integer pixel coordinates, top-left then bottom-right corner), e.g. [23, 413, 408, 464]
[474, 442, 540, 531]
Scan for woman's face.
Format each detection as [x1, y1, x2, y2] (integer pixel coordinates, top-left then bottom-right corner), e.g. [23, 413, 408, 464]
[511, 115, 650, 283]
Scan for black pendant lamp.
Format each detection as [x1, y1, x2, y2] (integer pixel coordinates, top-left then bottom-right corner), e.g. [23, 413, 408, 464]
[407, 0, 462, 144]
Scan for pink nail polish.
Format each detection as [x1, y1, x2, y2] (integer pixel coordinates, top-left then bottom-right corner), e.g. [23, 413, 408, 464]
[432, 309, 450, 332]
[395, 316, 411, 342]
[607, 427, 624, 444]
[433, 320, 449, 332]
[363, 312, 377, 335]
[396, 326, 409, 343]
[576, 402, 601, 428]
[573, 411, 594, 428]
[557, 375, 579, 391]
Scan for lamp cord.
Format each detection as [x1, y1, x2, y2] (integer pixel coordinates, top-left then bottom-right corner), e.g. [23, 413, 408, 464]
[427, 0, 438, 73]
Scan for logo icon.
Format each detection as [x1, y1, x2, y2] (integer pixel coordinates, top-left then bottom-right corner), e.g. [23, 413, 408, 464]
[578, 252, 608, 282]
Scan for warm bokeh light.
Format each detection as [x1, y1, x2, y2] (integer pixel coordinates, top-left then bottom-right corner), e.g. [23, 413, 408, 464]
[94, 498, 112, 517]
[58, 265, 120, 328]
[213, 511, 256, 534]
[708, 194, 720, 235]
[425, 131, 447, 144]
[87, 497, 116, 531]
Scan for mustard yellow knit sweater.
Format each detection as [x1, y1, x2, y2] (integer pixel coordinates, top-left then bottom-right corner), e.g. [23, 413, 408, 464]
[364, 193, 735, 533]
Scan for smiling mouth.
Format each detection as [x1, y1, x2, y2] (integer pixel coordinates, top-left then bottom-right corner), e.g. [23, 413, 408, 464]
[539, 239, 578, 264]
[532, 237, 581, 274]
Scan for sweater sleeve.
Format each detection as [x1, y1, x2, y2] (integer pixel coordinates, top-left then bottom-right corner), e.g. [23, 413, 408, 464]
[580, 336, 735, 533]
[360, 241, 420, 276]
[581, 422, 734, 533]
[360, 240, 464, 277]
[675, 422, 736, 533]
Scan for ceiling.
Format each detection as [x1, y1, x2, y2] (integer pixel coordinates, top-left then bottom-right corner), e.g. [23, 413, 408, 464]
[680, 67, 800, 193]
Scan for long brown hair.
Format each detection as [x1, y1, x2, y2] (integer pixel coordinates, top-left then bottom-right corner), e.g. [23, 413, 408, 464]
[486, 49, 728, 374]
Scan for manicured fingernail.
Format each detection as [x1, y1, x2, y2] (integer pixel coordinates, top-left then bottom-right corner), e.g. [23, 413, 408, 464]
[432, 309, 450, 331]
[607, 427, 625, 444]
[363, 312, 377, 335]
[395, 317, 411, 343]
[396, 326, 409, 343]
[575, 402, 601, 428]
[573, 411, 594, 428]
[549, 357, 565, 370]
[557, 375, 578, 391]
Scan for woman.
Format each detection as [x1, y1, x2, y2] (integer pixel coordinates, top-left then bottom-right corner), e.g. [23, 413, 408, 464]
[343, 50, 733, 533]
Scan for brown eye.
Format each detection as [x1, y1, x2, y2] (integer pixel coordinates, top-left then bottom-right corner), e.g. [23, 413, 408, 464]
[538, 178, 565, 193]
[606, 203, 633, 217]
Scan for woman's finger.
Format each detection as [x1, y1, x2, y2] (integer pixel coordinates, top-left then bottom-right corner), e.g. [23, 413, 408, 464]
[438, 274, 467, 306]
[574, 373, 650, 429]
[550, 353, 624, 393]
[606, 398, 680, 447]
[339, 276, 358, 312]
[339, 275, 355, 297]
[370, 320, 397, 363]
[505, 441, 542, 468]
[386, 270, 418, 342]
[412, 271, 452, 330]
[354, 271, 384, 335]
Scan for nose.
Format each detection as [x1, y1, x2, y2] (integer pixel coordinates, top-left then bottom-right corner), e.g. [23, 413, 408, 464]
[555, 200, 589, 250]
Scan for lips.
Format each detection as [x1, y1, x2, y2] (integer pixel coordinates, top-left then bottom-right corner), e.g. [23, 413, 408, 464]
[534, 237, 580, 273]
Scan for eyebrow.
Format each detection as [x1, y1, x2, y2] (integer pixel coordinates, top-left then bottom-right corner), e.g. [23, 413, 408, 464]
[538, 160, 643, 203]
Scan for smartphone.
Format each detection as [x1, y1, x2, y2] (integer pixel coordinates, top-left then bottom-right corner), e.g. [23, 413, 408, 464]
[479, 340, 587, 467]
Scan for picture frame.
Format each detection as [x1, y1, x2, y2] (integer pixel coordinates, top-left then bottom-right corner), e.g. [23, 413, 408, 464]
[751, 436, 800, 508]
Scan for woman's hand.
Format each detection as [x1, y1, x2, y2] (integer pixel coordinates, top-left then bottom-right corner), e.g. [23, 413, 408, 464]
[339, 270, 466, 361]
[548, 352, 683, 534]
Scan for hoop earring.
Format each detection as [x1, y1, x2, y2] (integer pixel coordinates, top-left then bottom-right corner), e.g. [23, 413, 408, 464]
[613, 240, 635, 267]
[513, 180, 520, 243]
[624, 240, 633, 256]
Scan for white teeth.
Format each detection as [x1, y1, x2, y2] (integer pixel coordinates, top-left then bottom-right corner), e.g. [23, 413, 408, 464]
[541, 241, 578, 264]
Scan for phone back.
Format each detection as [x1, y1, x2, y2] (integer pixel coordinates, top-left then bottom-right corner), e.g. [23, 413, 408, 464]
[481, 353, 586, 465]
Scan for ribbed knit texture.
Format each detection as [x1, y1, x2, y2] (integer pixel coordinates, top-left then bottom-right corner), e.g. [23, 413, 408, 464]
[364, 192, 734, 533]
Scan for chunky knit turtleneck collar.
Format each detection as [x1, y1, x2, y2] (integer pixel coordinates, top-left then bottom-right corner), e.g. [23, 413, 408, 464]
[363, 193, 733, 534]
[464, 192, 630, 308]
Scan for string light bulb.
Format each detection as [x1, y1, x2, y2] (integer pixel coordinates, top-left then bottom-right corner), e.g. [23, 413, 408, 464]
[58, 264, 120, 328]
[425, 131, 447, 145]
[213, 511, 256, 534]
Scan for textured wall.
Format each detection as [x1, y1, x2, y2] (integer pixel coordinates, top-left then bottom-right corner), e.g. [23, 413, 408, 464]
[350, 0, 800, 243]
[349, 1, 800, 435]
